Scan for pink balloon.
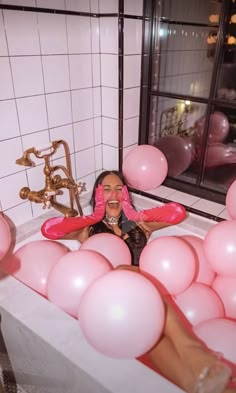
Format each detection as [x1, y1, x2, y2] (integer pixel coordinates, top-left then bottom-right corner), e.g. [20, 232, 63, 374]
[78, 270, 165, 358]
[139, 236, 196, 295]
[122, 144, 168, 191]
[174, 282, 224, 326]
[226, 180, 236, 219]
[212, 276, 236, 320]
[5, 240, 69, 296]
[203, 220, 236, 277]
[47, 250, 113, 318]
[195, 112, 229, 144]
[80, 233, 131, 268]
[205, 143, 236, 168]
[209, 112, 229, 143]
[155, 135, 194, 177]
[180, 235, 216, 285]
[0, 215, 11, 260]
[194, 318, 236, 365]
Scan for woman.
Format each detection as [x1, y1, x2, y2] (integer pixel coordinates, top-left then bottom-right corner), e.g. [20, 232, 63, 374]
[41, 170, 235, 393]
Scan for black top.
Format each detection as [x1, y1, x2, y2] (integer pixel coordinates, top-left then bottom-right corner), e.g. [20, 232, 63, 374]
[89, 216, 148, 266]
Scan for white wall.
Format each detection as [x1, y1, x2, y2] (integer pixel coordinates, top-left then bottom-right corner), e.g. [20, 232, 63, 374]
[0, 0, 143, 227]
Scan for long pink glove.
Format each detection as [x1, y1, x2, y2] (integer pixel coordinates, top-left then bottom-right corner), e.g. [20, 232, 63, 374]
[119, 186, 186, 224]
[41, 185, 106, 240]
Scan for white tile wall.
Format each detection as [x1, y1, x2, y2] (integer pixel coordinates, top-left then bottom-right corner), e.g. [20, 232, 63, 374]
[0, 3, 225, 228]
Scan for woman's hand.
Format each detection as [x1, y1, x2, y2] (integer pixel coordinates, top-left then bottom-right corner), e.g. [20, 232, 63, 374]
[41, 185, 107, 240]
[119, 185, 186, 225]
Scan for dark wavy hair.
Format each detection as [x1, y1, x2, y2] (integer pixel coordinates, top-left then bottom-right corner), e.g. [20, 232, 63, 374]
[90, 170, 128, 208]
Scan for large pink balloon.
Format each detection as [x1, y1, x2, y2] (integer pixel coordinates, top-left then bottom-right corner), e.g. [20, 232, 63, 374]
[180, 235, 216, 285]
[0, 215, 11, 260]
[203, 220, 236, 277]
[5, 240, 69, 296]
[205, 143, 236, 168]
[155, 135, 194, 177]
[226, 180, 236, 219]
[174, 282, 224, 326]
[139, 236, 196, 295]
[47, 250, 113, 318]
[194, 318, 236, 365]
[122, 145, 168, 191]
[80, 233, 131, 268]
[195, 112, 229, 144]
[212, 276, 236, 320]
[78, 270, 165, 358]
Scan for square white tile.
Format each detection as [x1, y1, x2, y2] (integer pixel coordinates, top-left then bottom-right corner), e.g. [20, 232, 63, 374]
[38, 13, 67, 54]
[124, 55, 141, 88]
[0, 11, 8, 56]
[124, 0, 143, 16]
[21, 130, 51, 166]
[148, 185, 177, 199]
[102, 117, 118, 147]
[92, 54, 101, 87]
[0, 100, 20, 140]
[101, 87, 118, 119]
[26, 163, 47, 191]
[123, 144, 137, 159]
[101, 54, 118, 88]
[191, 198, 225, 216]
[4, 202, 33, 226]
[69, 54, 92, 89]
[11, 56, 44, 97]
[100, 17, 118, 54]
[73, 119, 94, 152]
[65, 0, 90, 12]
[71, 88, 93, 122]
[218, 208, 230, 220]
[124, 18, 142, 55]
[46, 91, 72, 128]
[75, 147, 95, 178]
[0, 57, 14, 99]
[95, 144, 102, 171]
[168, 190, 200, 206]
[123, 116, 139, 147]
[36, 0, 66, 9]
[0, 171, 28, 210]
[102, 145, 119, 170]
[91, 18, 100, 54]
[123, 87, 140, 119]
[93, 87, 101, 117]
[17, 95, 48, 134]
[0, 137, 23, 178]
[3, 0, 35, 5]
[42, 55, 70, 93]
[94, 117, 102, 145]
[99, 0, 118, 13]
[4, 10, 40, 55]
[49, 124, 74, 157]
[67, 16, 91, 54]
[90, 0, 98, 13]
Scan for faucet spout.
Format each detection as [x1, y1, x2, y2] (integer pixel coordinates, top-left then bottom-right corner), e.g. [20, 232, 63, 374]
[50, 201, 78, 217]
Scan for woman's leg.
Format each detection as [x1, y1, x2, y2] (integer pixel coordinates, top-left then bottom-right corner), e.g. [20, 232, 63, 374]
[116, 265, 235, 393]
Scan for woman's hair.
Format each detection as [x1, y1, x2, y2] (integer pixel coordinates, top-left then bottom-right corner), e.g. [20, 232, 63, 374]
[90, 170, 128, 208]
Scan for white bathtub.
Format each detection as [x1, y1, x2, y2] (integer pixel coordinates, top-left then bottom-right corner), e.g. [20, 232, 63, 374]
[0, 198, 216, 393]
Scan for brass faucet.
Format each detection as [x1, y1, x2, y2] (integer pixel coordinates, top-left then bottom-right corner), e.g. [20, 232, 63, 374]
[16, 140, 86, 217]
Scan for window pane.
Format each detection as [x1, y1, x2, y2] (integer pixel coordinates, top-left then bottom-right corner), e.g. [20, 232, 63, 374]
[201, 107, 236, 193]
[149, 95, 207, 184]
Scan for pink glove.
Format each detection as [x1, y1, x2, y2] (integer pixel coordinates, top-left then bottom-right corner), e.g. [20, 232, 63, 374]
[119, 186, 186, 224]
[41, 185, 106, 240]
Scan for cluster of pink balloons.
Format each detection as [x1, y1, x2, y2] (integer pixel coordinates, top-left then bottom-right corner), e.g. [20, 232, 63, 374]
[3, 232, 165, 359]
[137, 228, 236, 367]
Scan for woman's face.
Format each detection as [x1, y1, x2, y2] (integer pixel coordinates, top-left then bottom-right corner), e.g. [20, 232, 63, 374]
[101, 174, 123, 217]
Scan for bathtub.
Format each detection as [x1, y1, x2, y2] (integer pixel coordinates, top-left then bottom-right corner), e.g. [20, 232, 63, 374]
[0, 196, 216, 393]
